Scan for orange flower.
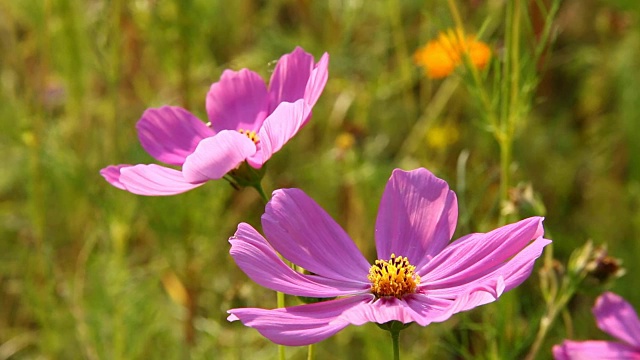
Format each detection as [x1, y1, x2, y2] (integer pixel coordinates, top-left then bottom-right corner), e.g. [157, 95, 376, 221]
[414, 29, 491, 79]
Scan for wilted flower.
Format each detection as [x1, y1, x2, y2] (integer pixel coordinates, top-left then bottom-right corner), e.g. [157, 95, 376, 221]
[585, 246, 625, 284]
[503, 182, 547, 219]
[414, 29, 491, 79]
[227, 168, 550, 346]
[553, 292, 640, 359]
[101, 47, 329, 195]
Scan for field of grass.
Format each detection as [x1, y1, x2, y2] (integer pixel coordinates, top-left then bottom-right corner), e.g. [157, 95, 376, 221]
[2, 0, 640, 359]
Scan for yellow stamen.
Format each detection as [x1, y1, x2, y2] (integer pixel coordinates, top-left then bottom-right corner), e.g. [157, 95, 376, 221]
[368, 254, 420, 299]
[238, 129, 260, 144]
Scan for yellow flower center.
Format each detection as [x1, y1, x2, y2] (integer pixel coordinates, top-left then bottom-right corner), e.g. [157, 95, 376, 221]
[368, 254, 420, 299]
[238, 129, 260, 144]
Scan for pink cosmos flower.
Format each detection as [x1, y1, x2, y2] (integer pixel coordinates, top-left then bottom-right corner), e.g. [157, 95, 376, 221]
[227, 168, 550, 346]
[100, 47, 329, 195]
[553, 292, 640, 360]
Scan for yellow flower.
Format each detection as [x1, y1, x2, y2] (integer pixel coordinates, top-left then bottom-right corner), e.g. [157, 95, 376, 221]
[414, 29, 491, 79]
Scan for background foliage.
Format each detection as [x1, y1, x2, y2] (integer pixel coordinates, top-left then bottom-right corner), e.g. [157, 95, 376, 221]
[1, 0, 639, 359]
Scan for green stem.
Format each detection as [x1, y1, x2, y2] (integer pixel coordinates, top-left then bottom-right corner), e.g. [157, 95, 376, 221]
[277, 290, 286, 309]
[391, 329, 400, 360]
[526, 242, 588, 360]
[387, 0, 416, 119]
[27, 0, 55, 352]
[445, 0, 464, 30]
[177, 0, 193, 110]
[508, 0, 521, 139]
[447, 0, 507, 225]
[307, 344, 314, 360]
[446, 0, 498, 131]
[252, 183, 269, 205]
[498, 0, 521, 225]
[277, 254, 286, 360]
[498, 137, 512, 225]
[252, 182, 286, 360]
[109, 1, 126, 358]
[525, 291, 573, 360]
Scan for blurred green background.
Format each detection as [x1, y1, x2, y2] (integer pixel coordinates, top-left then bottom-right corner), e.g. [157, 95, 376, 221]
[2, 0, 640, 359]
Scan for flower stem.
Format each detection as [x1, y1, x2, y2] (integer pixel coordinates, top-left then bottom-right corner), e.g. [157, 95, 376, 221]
[446, 0, 520, 225]
[251, 182, 286, 360]
[446, 0, 464, 31]
[498, 137, 512, 225]
[525, 290, 573, 360]
[307, 344, 314, 360]
[276, 262, 286, 360]
[446, 0, 498, 131]
[248, 183, 283, 360]
[377, 321, 409, 359]
[391, 329, 400, 360]
[499, 0, 521, 225]
[526, 241, 593, 360]
[277, 293, 286, 360]
[251, 183, 269, 205]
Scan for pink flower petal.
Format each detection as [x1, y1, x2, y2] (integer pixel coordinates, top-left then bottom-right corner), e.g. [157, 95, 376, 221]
[553, 340, 640, 360]
[375, 168, 458, 268]
[100, 164, 132, 190]
[341, 293, 480, 327]
[181, 130, 256, 183]
[341, 296, 431, 326]
[427, 236, 550, 312]
[403, 292, 475, 325]
[206, 69, 269, 133]
[230, 223, 370, 297]
[227, 295, 370, 346]
[420, 217, 545, 286]
[118, 164, 204, 196]
[594, 292, 640, 348]
[262, 188, 372, 284]
[268, 47, 316, 110]
[247, 99, 309, 168]
[136, 106, 215, 166]
[302, 52, 329, 109]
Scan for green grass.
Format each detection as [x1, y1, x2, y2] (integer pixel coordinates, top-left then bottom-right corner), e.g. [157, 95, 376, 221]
[1, 0, 640, 359]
